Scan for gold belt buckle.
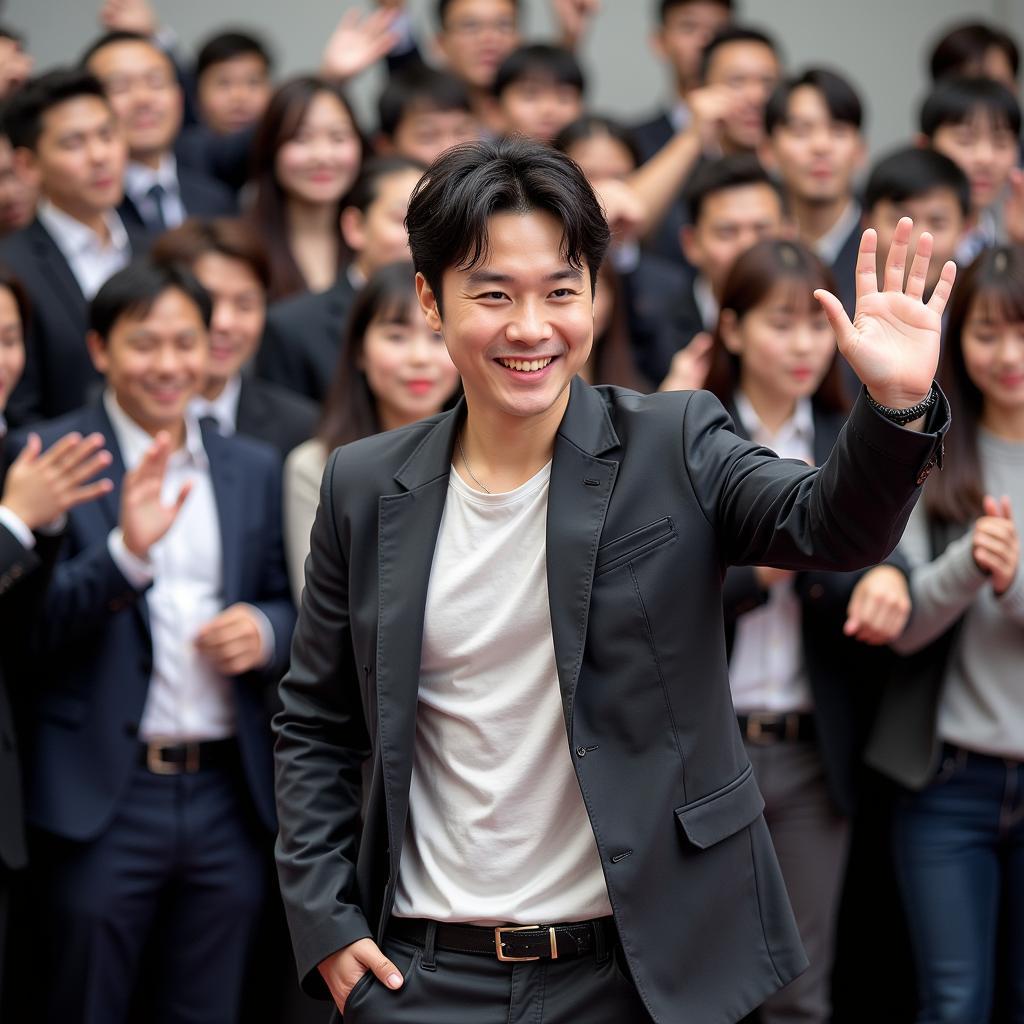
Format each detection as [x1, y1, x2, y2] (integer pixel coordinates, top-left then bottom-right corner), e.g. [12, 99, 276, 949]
[745, 712, 773, 744]
[494, 925, 557, 962]
[146, 740, 200, 775]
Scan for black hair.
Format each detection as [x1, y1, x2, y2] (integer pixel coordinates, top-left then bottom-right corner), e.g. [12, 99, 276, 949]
[0, 262, 32, 333]
[764, 67, 864, 134]
[80, 30, 168, 68]
[196, 29, 273, 79]
[0, 25, 25, 46]
[406, 137, 610, 312]
[3, 68, 111, 151]
[493, 44, 586, 99]
[553, 114, 641, 170]
[437, 0, 519, 28]
[684, 153, 781, 224]
[700, 24, 779, 83]
[864, 145, 971, 219]
[343, 155, 426, 214]
[919, 75, 1021, 139]
[89, 261, 212, 340]
[378, 65, 471, 138]
[930, 21, 1020, 82]
[659, 0, 732, 23]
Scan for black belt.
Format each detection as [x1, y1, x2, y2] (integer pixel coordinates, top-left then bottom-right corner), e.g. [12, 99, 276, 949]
[737, 712, 815, 744]
[387, 916, 615, 962]
[139, 738, 238, 775]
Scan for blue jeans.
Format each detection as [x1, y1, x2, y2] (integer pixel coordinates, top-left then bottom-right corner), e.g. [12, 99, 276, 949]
[893, 744, 1024, 1024]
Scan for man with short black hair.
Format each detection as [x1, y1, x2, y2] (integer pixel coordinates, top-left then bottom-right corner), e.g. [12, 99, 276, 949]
[928, 20, 1020, 87]
[257, 155, 425, 402]
[83, 31, 236, 239]
[762, 68, 866, 316]
[0, 68, 141, 426]
[493, 43, 585, 143]
[274, 135, 953, 1024]
[194, 29, 273, 136]
[25, 259, 295, 1024]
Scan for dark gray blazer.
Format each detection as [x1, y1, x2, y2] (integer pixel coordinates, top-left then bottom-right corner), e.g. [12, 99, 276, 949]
[273, 378, 947, 1024]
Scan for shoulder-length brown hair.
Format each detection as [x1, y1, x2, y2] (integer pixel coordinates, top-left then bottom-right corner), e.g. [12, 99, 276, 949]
[247, 76, 364, 302]
[703, 238, 849, 415]
[316, 261, 461, 451]
[925, 245, 1024, 526]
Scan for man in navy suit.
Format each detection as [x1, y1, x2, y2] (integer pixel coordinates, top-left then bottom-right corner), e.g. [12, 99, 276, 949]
[23, 261, 295, 1024]
[83, 32, 236, 240]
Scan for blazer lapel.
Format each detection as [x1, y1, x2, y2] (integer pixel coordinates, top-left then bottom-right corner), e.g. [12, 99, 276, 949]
[545, 378, 620, 727]
[375, 407, 460, 827]
[29, 220, 87, 331]
[203, 423, 244, 604]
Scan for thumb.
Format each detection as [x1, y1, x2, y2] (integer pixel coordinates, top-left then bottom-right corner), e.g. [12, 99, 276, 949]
[1000, 495, 1013, 521]
[813, 289, 856, 354]
[359, 942, 403, 990]
[843, 614, 860, 637]
[690, 331, 713, 357]
[983, 494, 1000, 518]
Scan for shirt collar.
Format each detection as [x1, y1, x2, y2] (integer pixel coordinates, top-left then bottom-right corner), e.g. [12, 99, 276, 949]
[813, 199, 862, 266]
[103, 389, 208, 472]
[37, 197, 130, 259]
[189, 374, 241, 436]
[123, 153, 179, 202]
[693, 274, 718, 330]
[734, 390, 815, 448]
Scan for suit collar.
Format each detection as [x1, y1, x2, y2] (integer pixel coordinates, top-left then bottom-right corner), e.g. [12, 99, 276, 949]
[393, 377, 619, 493]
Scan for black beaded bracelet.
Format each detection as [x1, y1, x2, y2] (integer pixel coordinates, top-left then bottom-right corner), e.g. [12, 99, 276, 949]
[864, 384, 939, 426]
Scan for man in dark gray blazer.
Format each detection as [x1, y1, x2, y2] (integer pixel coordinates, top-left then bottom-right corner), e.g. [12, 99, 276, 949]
[273, 138, 954, 1024]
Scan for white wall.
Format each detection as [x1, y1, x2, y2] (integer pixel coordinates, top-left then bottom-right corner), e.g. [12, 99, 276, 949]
[6, 0, 1019, 160]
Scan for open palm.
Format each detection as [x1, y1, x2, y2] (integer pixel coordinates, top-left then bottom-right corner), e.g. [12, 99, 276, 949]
[815, 217, 957, 410]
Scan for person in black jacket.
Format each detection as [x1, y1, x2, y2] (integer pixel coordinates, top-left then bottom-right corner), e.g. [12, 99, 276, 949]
[0, 266, 113, 1015]
[703, 239, 911, 1023]
[82, 32, 236, 240]
[150, 217, 317, 458]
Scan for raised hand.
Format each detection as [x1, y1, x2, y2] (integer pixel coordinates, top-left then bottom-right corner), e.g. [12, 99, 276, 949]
[553, 0, 601, 49]
[814, 217, 956, 413]
[194, 604, 268, 676]
[320, 7, 400, 82]
[99, 0, 158, 35]
[844, 564, 911, 645]
[972, 495, 1019, 596]
[658, 333, 714, 393]
[120, 432, 191, 560]
[2, 431, 113, 530]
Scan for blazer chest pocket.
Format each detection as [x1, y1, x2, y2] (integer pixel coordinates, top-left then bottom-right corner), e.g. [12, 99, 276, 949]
[595, 517, 676, 576]
[674, 764, 764, 850]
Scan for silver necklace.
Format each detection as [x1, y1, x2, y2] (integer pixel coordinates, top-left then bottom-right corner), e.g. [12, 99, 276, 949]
[457, 433, 491, 493]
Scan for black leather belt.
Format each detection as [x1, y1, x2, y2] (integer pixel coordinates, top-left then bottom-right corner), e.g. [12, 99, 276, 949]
[139, 738, 238, 775]
[388, 916, 615, 962]
[737, 712, 815, 744]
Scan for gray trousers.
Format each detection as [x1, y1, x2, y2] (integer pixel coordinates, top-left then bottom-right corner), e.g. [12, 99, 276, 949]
[335, 926, 652, 1024]
[747, 740, 850, 1024]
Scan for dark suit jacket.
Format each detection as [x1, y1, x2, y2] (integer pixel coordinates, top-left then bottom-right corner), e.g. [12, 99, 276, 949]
[236, 376, 318, 459]
[0, 217, 146, 427]
[721, 403, 904, 816]
[117, 164, 237, 239]
[256, 277, 356, 403]
[273, 377, 947, 1023]
[22, 403, 295, 840]
[175, 124, 256, 195]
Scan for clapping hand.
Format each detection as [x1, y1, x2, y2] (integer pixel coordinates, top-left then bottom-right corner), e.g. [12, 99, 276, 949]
[120, 432, 191, 560]
[659, 333, 714, 393]
[194, 604, 268, 676]
[844, 565, 912, 645]
[972, 495, 1019, 596]
[814, 217, 956, 418]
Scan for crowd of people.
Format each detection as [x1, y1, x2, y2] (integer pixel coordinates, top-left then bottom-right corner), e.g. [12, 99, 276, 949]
[0, 1, 1020, 1022]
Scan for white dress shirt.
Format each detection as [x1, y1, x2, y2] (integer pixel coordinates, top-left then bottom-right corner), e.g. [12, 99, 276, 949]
[728, 393, 815, 714]
[36, 199, 131, 300]
[812, 200, 862, 267]
[693, 274, 718, 331]
[189, 374, 242, 436]
[123, 154, 187, 231]
[103, 392, 272, 741]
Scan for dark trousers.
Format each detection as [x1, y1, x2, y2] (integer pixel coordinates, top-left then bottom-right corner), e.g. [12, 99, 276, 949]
[34, 754, 267, 1024]
[746, 739, 849, 1024]
[337, 925, 652, 1023]
[893, 745, 1024, 1024]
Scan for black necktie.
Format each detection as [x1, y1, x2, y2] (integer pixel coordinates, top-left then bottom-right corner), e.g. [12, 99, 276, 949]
[145, 183, 168, 233]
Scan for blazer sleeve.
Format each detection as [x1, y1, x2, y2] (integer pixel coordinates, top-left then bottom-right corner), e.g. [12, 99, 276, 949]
[273, 448, 374, 988]
[683, 388, 948, 574]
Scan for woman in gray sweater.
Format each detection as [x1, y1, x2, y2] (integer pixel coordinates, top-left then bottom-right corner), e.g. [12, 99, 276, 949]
[867, 246, 1024, 1024]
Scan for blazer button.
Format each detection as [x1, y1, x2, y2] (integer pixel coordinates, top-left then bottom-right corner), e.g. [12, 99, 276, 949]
[809, 584, 824, 599]
[575, 746, 588, 758]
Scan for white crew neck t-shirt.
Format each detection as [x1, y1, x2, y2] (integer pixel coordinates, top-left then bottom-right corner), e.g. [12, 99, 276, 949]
[392, 462, 612, 925]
